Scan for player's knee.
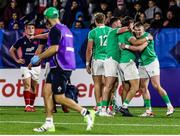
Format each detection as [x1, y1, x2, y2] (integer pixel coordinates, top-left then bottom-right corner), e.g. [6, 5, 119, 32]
[140, 87, 148, 93]
[152, 83, 160, 90]
[106, 84, 113, 91]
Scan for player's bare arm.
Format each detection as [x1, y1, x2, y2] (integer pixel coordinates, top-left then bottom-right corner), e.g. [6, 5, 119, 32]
[30, 32, 48, 39]
[35, 44, 44, 55]
[28, 45, 59, 69]
[117, 26, 129, 34]
[121, 42, 148, 52]
[129, 34, 153, 46]
[9, 46, 25, 64]
[39, 45, 59, 60]
[86, 40, 93, 74]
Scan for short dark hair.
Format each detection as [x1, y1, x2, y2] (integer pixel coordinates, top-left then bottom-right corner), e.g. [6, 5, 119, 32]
[121, 16, 134, 27]
[24, 20, 35, 26]
[154, 12, 162, 17]
[94, 12, 105, 24]
[148, 0, 156, 3]
[109, 17, 120, 26]
[133, 22, 144, 29]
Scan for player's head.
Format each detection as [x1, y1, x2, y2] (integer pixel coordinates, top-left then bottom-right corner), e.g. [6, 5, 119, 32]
[133, 22, 145, 38]
[24, 21, 35, 36]
[94, 12, 105, 26]
[121, 16, 134, 30]
[109, 17, 121, 28]
[44, 7, 59, 25]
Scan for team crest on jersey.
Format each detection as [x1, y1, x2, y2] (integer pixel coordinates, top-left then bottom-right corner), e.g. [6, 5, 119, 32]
[26, 47, 35, 52]
[57, 86, 62, 93]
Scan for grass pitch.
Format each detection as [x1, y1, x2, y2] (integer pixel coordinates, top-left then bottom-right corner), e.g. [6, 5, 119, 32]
[0, 107, 180, 135]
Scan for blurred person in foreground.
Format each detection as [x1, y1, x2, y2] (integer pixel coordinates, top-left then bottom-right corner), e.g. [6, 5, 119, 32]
[29, 7, 95, 132]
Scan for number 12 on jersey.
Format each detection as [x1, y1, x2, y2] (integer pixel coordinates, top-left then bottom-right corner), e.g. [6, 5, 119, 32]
[99, 35, 107, 46]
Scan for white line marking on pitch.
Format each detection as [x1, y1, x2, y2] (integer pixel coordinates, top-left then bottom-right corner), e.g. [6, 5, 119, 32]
[0, 121, 180, 127]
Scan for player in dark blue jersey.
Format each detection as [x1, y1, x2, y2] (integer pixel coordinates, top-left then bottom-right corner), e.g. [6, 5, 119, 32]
[9, 22, 43, 112]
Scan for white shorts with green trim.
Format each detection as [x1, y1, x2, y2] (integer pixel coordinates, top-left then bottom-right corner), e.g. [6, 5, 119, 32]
[139, 59, 160, 78]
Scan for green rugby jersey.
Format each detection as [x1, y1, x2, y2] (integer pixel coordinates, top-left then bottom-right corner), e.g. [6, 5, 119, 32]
[88, 25, 112, 60]
[118, 31, 136, 63]
[106, 28, 121, 63]
[139, 32, 157, 66]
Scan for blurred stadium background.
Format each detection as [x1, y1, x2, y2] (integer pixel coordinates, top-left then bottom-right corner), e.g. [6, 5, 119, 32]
[0, 0, 180, 135]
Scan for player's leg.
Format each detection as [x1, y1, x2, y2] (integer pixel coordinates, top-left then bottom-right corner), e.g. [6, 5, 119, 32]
[30, 66, 41, 111]
[53, 69, 95, 130]
[100, 58, 118, 116]
[122, 78, 139, 108]
[150, 75, 174, 116]
[119, 62, 140, 116]
[138, 66, 153, 117]
[100, 76, 117, 116]
[23, 77, 34, 112]
[107, 79, 118, 115]
[121, 81, 129, 103]
[91, 59, 105, 113]
[30, 79, 37, 111]
[33, 82, 55, 132]
[139, 78, 154, 117]
[21, 67, 35, 112]
[92, 75, 103, 112]
[54, 94, 95, 130]
[147, 59, 174, 116]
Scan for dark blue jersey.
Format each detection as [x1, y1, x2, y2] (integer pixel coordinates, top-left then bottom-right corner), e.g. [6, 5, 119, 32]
[12, 36, 40, 66]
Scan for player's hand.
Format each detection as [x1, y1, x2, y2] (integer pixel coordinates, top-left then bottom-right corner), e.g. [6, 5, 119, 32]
[28, 55, 41, 70]
[86, 65, 91, 74]
[16, 59, 25, 64]
[28, 63, 32, 70]
[120, 43, 126, 49]
[30, 55, 41, 65]
[148, 34, 153, 41]
[118, 26, 129, 34]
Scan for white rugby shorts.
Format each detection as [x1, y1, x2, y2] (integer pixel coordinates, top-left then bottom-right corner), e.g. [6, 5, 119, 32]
[20, 66, 41, 82]
[139, 59, 160, 78]
[119, 60, 139, 81]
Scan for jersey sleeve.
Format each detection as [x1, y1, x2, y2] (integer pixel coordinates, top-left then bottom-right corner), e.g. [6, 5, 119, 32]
[127, 32, 135, 42]
[88, 30, 94, 41]
[49, 27, 61, 45]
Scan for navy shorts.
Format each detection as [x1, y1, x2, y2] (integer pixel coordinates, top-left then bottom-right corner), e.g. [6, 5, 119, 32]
[46, 68, 72, 95]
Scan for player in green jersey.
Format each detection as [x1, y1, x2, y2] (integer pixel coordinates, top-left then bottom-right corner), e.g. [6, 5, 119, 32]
[117, 16, 153, 117]
[86, 13, 112, 114]
[121, 22, 174, 116]
[99, 17, 122, 116]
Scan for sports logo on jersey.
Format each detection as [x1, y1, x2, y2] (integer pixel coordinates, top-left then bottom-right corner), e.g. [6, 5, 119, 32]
[26, 47, 35, 52]
[57, 86, 62, 93]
